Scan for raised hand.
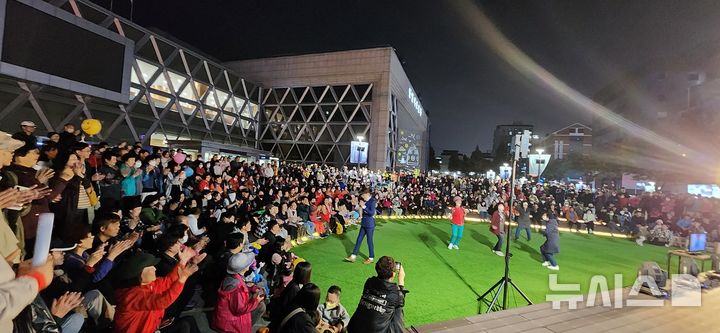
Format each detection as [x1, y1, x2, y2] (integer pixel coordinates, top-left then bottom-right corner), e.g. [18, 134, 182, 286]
[177, 247, 195, 266]
[177, 262, 199, 283]
[91, 173, 105, 182]
[191, 252, 207, 265]
[50, 292, 83, 318]
[87, 243, 107, 267]
[35, 168, 55, 184]
[107, 239, 133, 261]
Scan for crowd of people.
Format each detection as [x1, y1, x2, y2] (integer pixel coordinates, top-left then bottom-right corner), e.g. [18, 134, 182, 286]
[1, 120, 719, 332]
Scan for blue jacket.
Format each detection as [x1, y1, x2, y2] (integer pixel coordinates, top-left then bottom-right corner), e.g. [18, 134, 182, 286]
[361, 197, 377, 228]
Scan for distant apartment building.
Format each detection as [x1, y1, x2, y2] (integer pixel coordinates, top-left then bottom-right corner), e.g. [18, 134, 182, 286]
[491, 122, 534, 158]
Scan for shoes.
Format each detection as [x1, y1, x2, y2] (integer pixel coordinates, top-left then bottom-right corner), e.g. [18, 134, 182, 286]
[345, 256, 356, 263]
[494, 251, 504, 257]
[363, 258, 374, 264]
[448, 243, 454, 250]
[548, 265, 560, 271]
[453, 244, 459, 250]
[541, 261, 550, 267]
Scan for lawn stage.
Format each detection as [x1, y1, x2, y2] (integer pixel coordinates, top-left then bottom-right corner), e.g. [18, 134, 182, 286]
[292, 217, 674, 327]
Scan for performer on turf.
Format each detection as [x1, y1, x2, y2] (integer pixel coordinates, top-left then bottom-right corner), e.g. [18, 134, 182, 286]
[345, 189, 376, 264]
[448, 196, 468, 250]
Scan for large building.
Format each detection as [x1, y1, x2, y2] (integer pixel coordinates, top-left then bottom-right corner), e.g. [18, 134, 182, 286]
[226, 48, 429, 171]
[538, 123, 592, 160]
[491, 122, 534, 159]
[0, 0, 428, 170]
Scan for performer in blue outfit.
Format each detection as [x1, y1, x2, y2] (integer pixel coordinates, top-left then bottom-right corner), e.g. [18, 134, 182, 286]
[346, 189, 376, 264]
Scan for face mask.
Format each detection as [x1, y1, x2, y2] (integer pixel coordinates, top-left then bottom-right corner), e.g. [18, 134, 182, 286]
[180, 233, 188, 244]
[134, 161, 142, 168]
[325, 302, 338, 310]
[149, 160, 157, 167]
[159, 199, 167, 206]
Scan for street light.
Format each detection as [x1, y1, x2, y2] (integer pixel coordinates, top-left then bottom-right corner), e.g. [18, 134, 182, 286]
[536, 148, 544, 155]
[357, 135, 364, 142]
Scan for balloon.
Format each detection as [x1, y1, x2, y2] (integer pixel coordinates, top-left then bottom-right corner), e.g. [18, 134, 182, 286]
[173, 152, 186, 164]
[184, 166, 194, 177]
[81, 119, 102, 136]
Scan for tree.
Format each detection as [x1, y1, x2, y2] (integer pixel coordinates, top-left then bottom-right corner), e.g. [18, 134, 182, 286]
[448, 152, 462, 171]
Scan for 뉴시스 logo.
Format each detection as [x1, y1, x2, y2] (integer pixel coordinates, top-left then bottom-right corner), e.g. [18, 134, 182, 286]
[546, 273, 702, 309]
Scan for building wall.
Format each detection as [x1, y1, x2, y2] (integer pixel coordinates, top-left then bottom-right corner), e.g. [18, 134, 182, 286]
[226, 47, 428, 170]
[0, 0, 260, 149]
[542, 123, 593, 160]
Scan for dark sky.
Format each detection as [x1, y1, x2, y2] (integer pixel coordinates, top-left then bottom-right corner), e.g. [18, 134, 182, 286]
[102, 0, 720, 154]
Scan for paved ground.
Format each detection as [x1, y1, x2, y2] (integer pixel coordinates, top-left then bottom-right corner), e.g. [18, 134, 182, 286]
[414, 287, 718, 333]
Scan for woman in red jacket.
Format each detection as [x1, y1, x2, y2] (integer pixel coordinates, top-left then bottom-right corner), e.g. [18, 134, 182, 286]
[213, 252, 264, 333]
[490, 203, 507, 257]
[113, 249, 201, 333]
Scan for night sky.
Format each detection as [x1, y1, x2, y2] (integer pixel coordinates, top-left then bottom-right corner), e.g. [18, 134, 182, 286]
[100, 0, 720, 154]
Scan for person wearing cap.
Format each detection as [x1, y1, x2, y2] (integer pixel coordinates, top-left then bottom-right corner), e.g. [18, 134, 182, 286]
[448, 195, 468, 250]
[5, 142, 60, 257]
[0, 131, 45, 259]
[40, 238, 114, 333]
[12, 120, 38, 147]
[212, 252, 263, 333]
[113, 249, 201, 333]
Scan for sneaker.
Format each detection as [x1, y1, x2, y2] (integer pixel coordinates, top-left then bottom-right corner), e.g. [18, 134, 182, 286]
[548, 265, 560, 270]
[453, 244, 459, 250]
[363, 258, 374, 264]
[345, 255, 356, 263]
[448, 243, 454, 250]
[541, 261, 550, 267]
[494, 251, 504, 257]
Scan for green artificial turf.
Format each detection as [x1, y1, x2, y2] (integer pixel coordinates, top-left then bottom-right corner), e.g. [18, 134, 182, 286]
[292, 218, 675, 327]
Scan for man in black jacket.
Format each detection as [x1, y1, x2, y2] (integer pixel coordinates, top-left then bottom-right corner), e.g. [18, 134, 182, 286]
[348, 256, 407, 333]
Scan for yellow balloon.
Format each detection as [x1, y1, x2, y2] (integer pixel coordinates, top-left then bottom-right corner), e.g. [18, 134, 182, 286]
[81, 119, 102, 136]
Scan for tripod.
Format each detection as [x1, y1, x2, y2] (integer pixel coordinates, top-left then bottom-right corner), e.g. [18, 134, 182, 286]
[477, 153, 533, 313]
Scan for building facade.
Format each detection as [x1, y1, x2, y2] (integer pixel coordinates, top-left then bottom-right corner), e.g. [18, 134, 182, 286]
[0, 0, 262, 160]
[226, 47, 429, 171]
[539, 123, 592, 160]
[0, 1, 429, 170]
[491, 122, 534, 159]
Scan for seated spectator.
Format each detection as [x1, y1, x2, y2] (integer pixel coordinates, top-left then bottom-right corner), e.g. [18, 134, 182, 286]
[268, 261, 312, 324]
[649, 220, 673, 247]
[113, 250, 201, 333]
[213, 252, 264, 333]
[317, 285, 350, 333]
[347, 256, 406, 333]
[41, 238, 119, 332]
[270, 283, 321, 333]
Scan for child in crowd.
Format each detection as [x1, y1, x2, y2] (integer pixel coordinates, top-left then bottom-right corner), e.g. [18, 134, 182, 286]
[317, 285, 350, 333]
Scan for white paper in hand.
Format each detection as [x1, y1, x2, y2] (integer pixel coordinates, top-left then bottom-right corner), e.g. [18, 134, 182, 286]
[32, 213, 54, 267]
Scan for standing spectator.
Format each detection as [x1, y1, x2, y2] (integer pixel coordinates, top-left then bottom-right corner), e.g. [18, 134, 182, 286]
[57, 123, 78, 155]
[12, 120, 38, 146]
[98, 151, 122, 209]
[119, 153, 142, 198]
[584, 204, 596, 235]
